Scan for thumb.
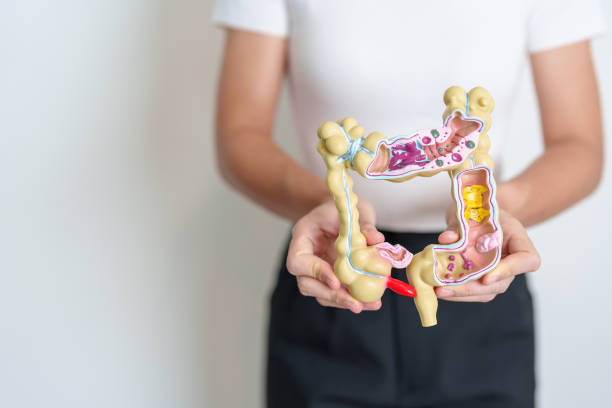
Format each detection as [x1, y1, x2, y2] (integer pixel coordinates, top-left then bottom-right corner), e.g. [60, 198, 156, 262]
[361, 223, 385, 245]
[438, 230, 459, 245]
[439, 204, 460, 244]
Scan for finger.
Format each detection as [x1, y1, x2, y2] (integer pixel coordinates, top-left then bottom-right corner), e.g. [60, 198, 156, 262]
[356, 200, 377, 227]
[444, 205, 460, 232]
[439, 205, 460, 244]
[287, 234, 340, 289]
[439, 294, 497, 303]
[482, 245, 541, 285]
[316, 298, 348, 309]
[297, 276, 363, 313]
[438, 230, 459, 245]
[317, 298, 382, 311]
[356, 200, 386, 245]
[435, 276, 514, 298]
[362, 224, 385, 245]
[362, 300, 382, 311]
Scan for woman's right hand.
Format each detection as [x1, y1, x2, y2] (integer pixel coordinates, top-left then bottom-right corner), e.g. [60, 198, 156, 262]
[286, 199, 385, 313]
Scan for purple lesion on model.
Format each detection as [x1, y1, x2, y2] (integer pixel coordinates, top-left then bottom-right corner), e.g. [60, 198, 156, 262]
[388, 140, 430, 170]
[460, 249, 474, 270]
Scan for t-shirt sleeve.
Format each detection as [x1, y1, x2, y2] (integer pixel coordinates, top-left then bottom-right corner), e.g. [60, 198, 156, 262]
[211, 0, 289, 37]
[526, 0, 607, 53]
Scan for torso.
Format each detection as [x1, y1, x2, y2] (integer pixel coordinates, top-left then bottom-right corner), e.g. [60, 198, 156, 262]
[285, 0, 530, 230]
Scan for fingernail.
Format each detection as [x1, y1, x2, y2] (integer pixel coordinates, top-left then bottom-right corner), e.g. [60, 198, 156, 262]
[437, 288, 454, 297]
[345, 300, 359, 312]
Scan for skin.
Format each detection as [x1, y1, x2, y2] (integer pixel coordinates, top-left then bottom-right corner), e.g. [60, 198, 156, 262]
[436, 40, 604, 301]
[216, 29, 603, 311]
[215, 30, 329, 221]
[287, 199, 385, 313]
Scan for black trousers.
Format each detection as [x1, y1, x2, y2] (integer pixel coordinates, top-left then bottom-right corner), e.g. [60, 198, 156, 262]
[267, 231, 535, 408]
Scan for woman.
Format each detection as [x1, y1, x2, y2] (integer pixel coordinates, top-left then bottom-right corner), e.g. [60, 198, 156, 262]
[213, 1, 605, 407]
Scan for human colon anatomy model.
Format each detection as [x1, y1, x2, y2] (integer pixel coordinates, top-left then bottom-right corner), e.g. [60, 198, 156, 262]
[317, 86, 501, 327]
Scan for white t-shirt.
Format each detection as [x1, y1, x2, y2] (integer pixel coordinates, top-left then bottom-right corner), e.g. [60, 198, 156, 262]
[212, 0, 605, 231]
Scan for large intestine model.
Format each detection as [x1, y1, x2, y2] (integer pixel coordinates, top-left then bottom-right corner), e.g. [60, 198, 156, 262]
[317, 86, 502, 327]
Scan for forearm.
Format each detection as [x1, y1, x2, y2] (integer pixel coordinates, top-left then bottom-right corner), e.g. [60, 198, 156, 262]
[217, 129, 330, 221]
[497, 139, 602, 227]
[503, 41, 605, 227]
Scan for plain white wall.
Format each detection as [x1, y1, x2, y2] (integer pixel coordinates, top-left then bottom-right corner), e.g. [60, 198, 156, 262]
[2, 1, 218, 407]
[1, 1, 610, 407]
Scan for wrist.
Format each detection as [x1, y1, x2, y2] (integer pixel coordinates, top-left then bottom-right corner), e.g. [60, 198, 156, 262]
[285, 175, 330, 221]
[496, 179, 530, 220]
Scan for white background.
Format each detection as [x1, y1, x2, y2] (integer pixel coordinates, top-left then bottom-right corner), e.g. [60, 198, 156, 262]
[1, 1, 610, 407]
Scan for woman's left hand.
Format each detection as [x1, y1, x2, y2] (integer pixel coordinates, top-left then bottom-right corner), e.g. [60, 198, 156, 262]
[435, 208, 541, 302]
